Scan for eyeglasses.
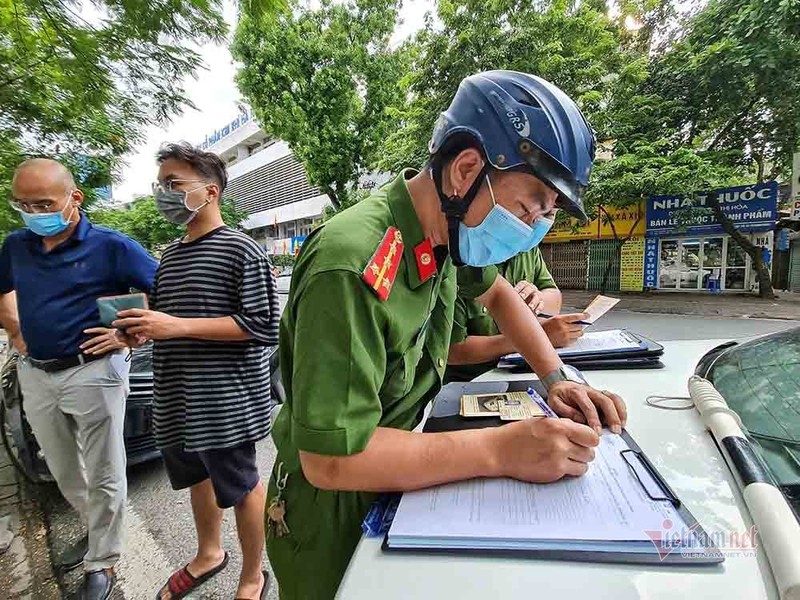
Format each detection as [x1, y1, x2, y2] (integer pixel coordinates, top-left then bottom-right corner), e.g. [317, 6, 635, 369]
[9, 191, 73, 214]
[152, 179, 206, 194]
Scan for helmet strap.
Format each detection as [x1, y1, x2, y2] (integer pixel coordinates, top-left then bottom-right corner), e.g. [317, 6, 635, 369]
[430, 157, 489, 267]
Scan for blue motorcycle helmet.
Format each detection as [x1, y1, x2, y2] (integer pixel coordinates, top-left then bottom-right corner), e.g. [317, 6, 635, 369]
[428, 70, 596, 266]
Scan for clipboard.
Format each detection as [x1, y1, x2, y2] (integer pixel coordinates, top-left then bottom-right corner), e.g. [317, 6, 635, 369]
[381, 387, 723, 565]
[498, 330, 664, 371]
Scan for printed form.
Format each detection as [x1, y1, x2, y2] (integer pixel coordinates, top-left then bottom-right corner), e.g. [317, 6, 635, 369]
[388, 433, 685, 548]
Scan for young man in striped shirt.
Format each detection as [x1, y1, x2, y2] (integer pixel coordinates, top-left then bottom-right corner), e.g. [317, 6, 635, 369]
[114, 143, 279, 600]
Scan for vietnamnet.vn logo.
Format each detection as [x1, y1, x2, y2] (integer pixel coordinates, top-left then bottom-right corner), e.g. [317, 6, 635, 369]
[644, 519, 759, 560]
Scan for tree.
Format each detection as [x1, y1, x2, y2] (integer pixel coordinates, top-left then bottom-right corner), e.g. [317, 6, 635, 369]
[0, 0, 277, 241]
[591, 0, 800, 298]
[90, 196, 247, 255]
[231, 0, 409, 209]
[378, 0, 636, 173]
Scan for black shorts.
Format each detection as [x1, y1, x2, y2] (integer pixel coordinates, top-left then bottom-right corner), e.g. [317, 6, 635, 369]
[161, 442, 260, 509]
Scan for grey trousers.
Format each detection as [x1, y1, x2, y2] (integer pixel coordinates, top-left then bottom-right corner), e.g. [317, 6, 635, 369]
[18, 353, 130, 571]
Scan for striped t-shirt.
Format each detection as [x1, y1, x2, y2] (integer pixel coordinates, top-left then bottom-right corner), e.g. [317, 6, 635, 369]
[151, 226, 279, 451]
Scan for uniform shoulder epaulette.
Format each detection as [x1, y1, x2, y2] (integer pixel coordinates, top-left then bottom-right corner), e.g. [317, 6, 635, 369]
[362, 227, 404, 301]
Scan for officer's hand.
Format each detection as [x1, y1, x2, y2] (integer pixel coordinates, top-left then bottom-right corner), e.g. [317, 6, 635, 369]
[81, 327, 127, 355]
[514, 280, 544, 315]
[493, 418, 599, 482]
[9, 332, 27, 356]
[540, 313, 589, 348]
[113, 309, 186, 340]
[547, 381, 626, 435]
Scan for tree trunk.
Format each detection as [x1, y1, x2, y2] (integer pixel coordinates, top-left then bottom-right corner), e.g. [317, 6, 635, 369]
[706, 195, 775, 299]
[321, 184, 341, 210]
[598, 205, 643, 292]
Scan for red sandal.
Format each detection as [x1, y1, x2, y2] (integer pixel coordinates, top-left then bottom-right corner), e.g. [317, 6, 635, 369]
[156, 551, 229, 600]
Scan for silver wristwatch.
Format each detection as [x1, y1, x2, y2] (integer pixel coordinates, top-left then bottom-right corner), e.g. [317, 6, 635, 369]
[541, 364, 587, 390]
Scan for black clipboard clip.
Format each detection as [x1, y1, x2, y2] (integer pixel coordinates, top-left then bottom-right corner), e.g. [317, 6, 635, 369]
[621, 449, 681, 508]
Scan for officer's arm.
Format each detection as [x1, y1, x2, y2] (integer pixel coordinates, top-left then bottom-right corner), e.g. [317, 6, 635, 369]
[299, 427, 502, 491]
[448, 334, 514, 365]
[478, 275, 562, 377]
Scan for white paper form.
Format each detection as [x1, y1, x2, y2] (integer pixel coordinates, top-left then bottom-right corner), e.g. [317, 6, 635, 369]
[583, 295, 620, 323]
[388, 433, 686, 548]
[502, 330, 643, 362]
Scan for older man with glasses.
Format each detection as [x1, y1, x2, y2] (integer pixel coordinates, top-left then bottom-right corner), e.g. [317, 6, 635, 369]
[0, 158, 158, 600]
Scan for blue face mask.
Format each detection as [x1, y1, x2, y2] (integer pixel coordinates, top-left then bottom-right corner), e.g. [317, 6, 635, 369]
[19, 198, 76, 238]
[458, 177, 554, 267]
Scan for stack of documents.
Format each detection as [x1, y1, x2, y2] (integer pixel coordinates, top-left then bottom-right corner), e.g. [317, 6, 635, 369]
[500, 329, 664, 370]
[385, 432, 721, 563]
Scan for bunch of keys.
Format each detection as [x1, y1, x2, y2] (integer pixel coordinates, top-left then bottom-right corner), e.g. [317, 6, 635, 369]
[267, 462, 290, 538]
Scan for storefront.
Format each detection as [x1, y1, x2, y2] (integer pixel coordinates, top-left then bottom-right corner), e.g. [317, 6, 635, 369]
[542, 202, 646, 291]
[644, 182, 778, 292]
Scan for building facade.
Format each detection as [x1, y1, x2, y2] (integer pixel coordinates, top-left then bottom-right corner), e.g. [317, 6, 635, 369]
[204, 108, 330, 255]
[644, 182, 778, 293]
[540, 182, 780, 294]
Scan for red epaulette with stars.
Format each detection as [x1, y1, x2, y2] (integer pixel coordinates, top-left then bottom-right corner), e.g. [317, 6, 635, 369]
[362, 227, 404, 301]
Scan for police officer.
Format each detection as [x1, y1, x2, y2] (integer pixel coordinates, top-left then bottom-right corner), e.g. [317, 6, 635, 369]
[266, 71, 627, 599]
[447, 239, 591, 382]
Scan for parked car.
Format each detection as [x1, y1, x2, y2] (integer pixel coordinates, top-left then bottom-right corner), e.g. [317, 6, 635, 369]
[694, 327, 800, 518]
[0, 344, 283, 483]
[276, 267, 294, 294]
[276, 266, 293, 294]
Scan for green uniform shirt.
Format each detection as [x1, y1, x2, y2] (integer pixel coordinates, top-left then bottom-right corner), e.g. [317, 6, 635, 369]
[266, 170, 496, 599]
[446, 248, 557, 382]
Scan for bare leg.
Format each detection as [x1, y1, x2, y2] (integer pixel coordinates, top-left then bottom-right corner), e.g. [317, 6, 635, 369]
[160, 479, 225, 600]
[233, 481, 267, 599]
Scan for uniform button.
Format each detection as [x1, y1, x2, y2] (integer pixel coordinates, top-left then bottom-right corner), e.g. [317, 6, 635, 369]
[437, 358, 444, 368]
[482, 306, 487, 313]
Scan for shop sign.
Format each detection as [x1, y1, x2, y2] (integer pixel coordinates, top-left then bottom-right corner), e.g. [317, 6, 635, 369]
[599, 204, 646, 239]
[544, 201, 645, 243]
[647, 182, 777, 236]
[644, 237, 659, 288]
[620, 237, 645, 292]
[291, 235, 307, 255]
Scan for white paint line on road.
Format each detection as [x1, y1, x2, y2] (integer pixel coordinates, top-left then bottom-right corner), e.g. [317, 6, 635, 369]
[116, 505, 174, 599]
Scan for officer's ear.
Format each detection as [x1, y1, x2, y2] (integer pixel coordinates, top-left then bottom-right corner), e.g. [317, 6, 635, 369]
[447, 148, 484, 199]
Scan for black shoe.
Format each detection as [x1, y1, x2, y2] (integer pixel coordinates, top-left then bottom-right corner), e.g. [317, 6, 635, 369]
[58, 534, 88, 572]
[79, 569, 115, 600]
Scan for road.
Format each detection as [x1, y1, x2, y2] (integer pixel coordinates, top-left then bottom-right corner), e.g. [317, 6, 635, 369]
[40, 301, 799, 599]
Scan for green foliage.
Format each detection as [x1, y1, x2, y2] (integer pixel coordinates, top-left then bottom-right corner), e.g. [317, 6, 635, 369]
[89, 196, 247, 255]
[0, 0, 277, 241]
[232, 0, 409, 208]
[378, 0, 637, 173]
[270, 253, 295, 268]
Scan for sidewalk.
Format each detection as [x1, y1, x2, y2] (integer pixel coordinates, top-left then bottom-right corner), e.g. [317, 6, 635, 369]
[561, 290, 800, 321]
[0, 442, 59, 599]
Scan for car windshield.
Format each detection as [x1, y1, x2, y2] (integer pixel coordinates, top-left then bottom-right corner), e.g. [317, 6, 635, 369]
[703, 328, 800, 516]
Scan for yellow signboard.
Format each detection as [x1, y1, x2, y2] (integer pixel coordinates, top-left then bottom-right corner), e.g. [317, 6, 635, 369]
[599, 203, 646, 239]
[620, 236, 645, 292]
[543, 217, 598, 242]
[543, 201, 646, 243]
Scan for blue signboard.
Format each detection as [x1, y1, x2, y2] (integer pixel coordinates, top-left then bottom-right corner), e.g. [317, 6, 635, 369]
[644, 237, 659, 288]
[291, 235, 307, 255]
[777, 228, 791, 252]
[646, 182, 777, 237]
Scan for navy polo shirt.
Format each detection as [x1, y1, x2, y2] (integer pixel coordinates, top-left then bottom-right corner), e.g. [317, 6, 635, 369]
[0, 213, 158, 360]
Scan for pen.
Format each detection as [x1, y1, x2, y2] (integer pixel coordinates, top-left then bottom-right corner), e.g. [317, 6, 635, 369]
[537, 312, 592, 326]
[528, 387, 558, 418]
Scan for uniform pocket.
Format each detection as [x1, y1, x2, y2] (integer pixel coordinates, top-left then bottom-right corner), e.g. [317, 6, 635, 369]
[382, 342, 425, 400]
